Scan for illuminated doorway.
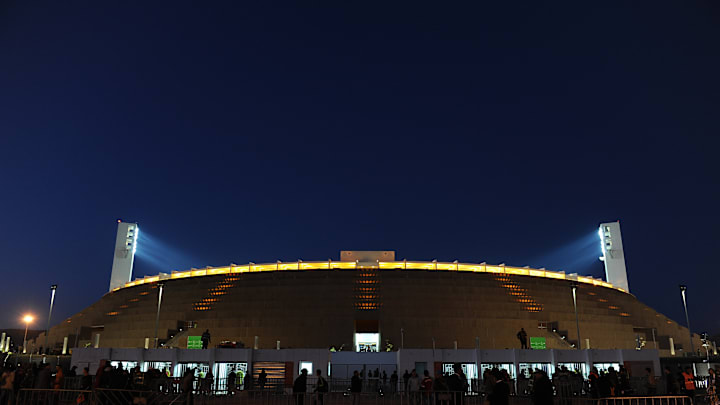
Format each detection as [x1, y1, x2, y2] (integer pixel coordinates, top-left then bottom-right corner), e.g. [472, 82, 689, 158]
[355, 333, 380, 352]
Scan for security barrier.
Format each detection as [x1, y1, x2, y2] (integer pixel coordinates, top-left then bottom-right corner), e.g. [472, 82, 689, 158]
[17, 388, 694, 405]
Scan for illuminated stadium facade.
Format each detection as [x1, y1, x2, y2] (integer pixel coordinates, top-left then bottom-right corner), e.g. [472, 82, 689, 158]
[37, 247, 701, 358]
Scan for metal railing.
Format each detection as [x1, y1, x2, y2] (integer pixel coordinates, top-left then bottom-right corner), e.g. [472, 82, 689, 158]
[16, 388, 93, 405]
[59, 374, 714, 394]
[192, 390, 484, 405]
[512, 376, 695, 399]
[15, 388, 696, 405]
[95, 388, 186, 405]
[594, 397, 693, 405]
[16, 388, 185, 405]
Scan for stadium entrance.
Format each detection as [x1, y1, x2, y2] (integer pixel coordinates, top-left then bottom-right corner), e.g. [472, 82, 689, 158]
[354, 320, 380, 352]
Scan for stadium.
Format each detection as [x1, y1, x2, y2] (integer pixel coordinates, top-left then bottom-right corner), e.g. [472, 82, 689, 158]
[34, 223, 700, 358]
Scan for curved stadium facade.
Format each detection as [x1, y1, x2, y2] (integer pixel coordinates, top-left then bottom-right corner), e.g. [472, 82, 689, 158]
[39, 251, 700, 357]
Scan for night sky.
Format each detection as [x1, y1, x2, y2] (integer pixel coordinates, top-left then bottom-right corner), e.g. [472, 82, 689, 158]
[1, 2, 719, 335]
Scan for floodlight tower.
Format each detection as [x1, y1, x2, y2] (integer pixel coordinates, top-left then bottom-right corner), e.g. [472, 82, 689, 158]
[598, 221, 630, 292]
[109, 220, 139, 292]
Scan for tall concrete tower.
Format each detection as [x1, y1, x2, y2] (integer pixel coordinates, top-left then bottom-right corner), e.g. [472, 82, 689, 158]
[109, 221, 139, 292]
[598, 221, 629, 292]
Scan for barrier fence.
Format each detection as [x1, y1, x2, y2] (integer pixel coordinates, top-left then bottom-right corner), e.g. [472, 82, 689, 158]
[15, 389, 92, 405]
[15, 388, 185, 405]
[60, 375, 711, 396]
[594, 397, 694, 405]
[12, 389, 696, 405]
[14, 373, 703, 405]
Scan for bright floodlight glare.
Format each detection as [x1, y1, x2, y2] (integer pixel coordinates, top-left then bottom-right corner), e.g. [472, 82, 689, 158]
[134, 226, 139, 254]
[23, 314, 34, 323]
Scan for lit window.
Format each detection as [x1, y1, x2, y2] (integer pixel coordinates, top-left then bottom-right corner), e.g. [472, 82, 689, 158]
[355, 333, 380, 352]
[299, 362, 313, 375]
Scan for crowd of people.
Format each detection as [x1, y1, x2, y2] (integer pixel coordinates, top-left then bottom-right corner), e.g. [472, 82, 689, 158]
[664, 365, 720, 404]
[341, 364, 471, 405]
[2, 359, 719, 405]
[521, 364, 717, 401]
[0, 362, 71, 405]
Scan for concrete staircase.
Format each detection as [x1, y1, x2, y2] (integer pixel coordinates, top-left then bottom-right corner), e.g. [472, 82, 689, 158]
[546, 322, 577, 349]
[162, 328, 192, 348]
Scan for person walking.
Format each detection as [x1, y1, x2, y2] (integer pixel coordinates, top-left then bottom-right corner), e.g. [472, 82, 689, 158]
[447, 364, 467, 405]
[51, 365, 64, 405]
[588, 367, 600, 398]
[35, 364, 52, 389]
[313, 369, 328, 405]
[517, 328, 528, 349]
[243, 371, 253, 391]
[66, 366, 77, 378]
[618, 366, 631, 396]
[531, 370, 553, 405]
[351, 370, 362, 405]
[708, 368, 719, 405]
[664, 367, 679, 395]
[644, 368, 656, 396]
[420, 370, 433, 405]
[597, 371, 611, 398]
[293, 369, 308, 405]
[181, 369, 195, 405]
[681, 367, 696, 399]
[199, 371, 209, 395]
[80, 368, 92, 391]
[554, 366, 572, 400]
[93, 360, 109, 390]
[1, 366, 16, 405]
[606, 367, 619, 396]
[201, 330, 211, 349]
[407, 370, 420, 405]
[489, 370, 510, 405]
[204, 370, 214, 395]
[53, 366, 64, 390]
[434, 373, 450, 405]
[390, 371, 398, 393]
[483, 369, 496, 398]
[227, 370, 236, 395]
[77, 367, 92, 405]
[258, 369, 267, 391]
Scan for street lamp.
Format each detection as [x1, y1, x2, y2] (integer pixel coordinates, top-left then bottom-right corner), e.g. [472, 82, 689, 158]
[44, 285, 58, 354]
[153, 283, 165, 349]
[702, 333, 710, 363]
[23, 314, 34, 354]
[679, 285, 694, 355]
[570, 282, 582, 350]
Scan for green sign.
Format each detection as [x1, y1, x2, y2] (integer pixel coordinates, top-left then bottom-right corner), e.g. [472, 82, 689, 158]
[530, 337, 546, 350]
[188, 336, 202, 349]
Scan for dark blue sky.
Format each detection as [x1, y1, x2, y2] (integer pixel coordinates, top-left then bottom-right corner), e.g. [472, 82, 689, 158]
[1, 2, 719, 334]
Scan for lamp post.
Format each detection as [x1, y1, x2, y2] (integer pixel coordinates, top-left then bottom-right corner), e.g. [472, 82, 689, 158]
[153, 282, 165, 349]
[679, 285, 694, 355]
[570, 282, 582, 350]
[23, 314, 34, 354]
[44, 285, 57, 353]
